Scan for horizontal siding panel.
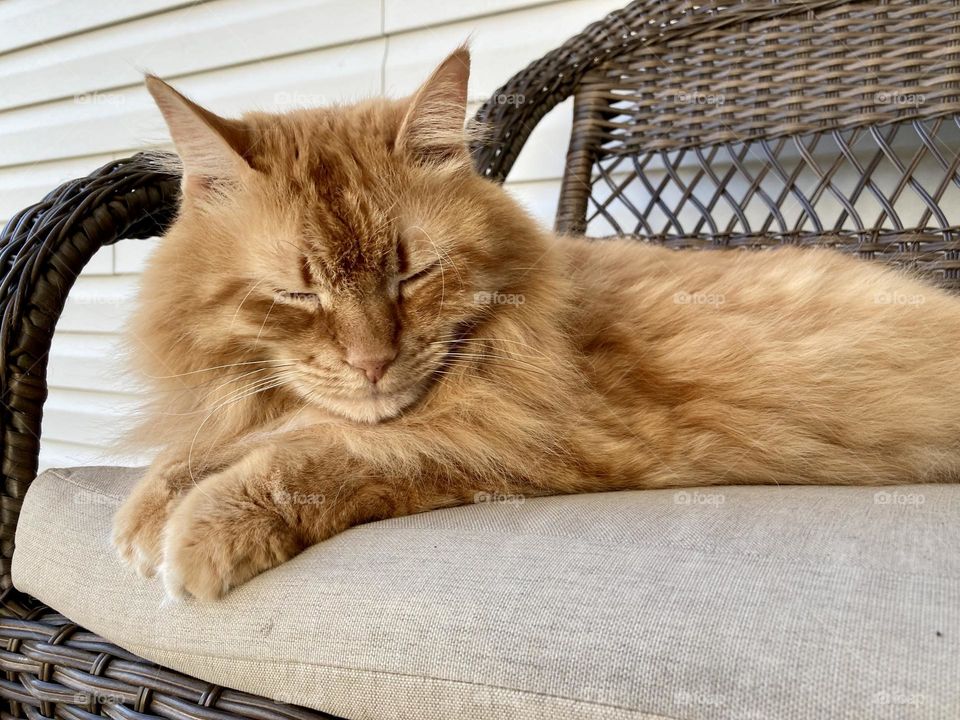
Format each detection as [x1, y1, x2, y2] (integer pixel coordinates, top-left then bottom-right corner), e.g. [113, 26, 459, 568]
[57, 276, 140, 333]
[115, 239, 159, 275]
[506, 99, 574, 183]
[39, 440, 145, 474]
[41, 388, 139, 447]
[0, 153, 122, 223]
[79, 246, 116, 276]
[0, 0, 382, 112]
[0, 38, 386, 167]
[0, 0, 195, 55]
[47, 333, 135, 393]
[385, 0, 624, 97]
[385, 0, 556, 33]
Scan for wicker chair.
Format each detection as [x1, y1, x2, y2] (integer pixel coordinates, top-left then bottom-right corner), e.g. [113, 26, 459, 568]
[1, 1, 958, 718]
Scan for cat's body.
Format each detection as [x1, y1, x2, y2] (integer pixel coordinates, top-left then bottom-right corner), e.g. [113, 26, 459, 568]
[113, 48, 960, 600]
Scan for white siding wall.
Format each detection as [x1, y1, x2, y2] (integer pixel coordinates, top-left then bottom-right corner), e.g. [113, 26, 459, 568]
[0, 0, 625, 470]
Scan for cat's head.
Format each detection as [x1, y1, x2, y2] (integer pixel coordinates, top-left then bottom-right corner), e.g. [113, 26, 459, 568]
[141, 48, 546, 425]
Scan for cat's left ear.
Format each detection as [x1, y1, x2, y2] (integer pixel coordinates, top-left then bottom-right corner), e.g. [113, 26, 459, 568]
[396, 46, 471, 167]
[146, 75, 254, 195]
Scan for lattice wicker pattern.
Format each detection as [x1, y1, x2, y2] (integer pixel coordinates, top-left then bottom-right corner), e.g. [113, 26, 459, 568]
[581, 119, 960, 285]
[556, 0, 960, 289]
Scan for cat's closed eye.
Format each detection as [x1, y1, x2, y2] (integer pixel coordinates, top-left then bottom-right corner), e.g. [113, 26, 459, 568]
[399, 260, 440, 290]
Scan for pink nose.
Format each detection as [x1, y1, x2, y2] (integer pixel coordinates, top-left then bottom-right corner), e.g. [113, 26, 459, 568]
[346, 350, 396, 384]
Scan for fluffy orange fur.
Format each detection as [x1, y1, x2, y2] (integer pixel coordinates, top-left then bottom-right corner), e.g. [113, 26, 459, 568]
[113, 48, 960, 600]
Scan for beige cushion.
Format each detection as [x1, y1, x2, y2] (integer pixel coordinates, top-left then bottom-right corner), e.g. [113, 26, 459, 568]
[13, 467, 960, 720]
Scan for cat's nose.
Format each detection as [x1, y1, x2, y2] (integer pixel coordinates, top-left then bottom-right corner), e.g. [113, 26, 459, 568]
[346, 349, 397, 384]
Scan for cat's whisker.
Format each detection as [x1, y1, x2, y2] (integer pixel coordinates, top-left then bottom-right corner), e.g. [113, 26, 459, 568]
[442, 350, 540, 363]
[202, 366, 283, 400]
[185, 375, 298, 487]
[215, 371, 299, 405]
[432, 366, 487, 386]
[408, 225, 464, 316]
[253, 296, 281, 349]
[428, 339, 548, 360]
[465, 337, 549, 353]
[212, 380, 284, 408]
[443, 356, 547, 373]
[431, 239, 463, 286]
[229, 277, 267, 328]
[162, 370, 301, 417]
[145, 359, 298, 379]
[279, 386, 323, 426]
[441, 353, 550, 376]
[216, 379, 293, 409]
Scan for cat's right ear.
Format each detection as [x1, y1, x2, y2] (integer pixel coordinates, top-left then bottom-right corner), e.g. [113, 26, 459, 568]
[396, 46, 471, 169]
[145, 75, 253, 194]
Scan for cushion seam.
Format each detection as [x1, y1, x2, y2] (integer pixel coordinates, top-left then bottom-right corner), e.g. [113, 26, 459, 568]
[137, 643, 683, 720]
[39, 468, 126, 501]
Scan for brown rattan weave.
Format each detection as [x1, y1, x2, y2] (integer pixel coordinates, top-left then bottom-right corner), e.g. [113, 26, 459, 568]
[2, 1, 959, 718]
[549, 0, 960, 288]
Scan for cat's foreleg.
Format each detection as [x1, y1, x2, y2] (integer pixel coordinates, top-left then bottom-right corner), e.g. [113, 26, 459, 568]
[157, 440, 474, 600]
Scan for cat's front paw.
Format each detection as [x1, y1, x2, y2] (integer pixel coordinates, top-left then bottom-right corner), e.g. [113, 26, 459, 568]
[160, 473, 306, 601]
[112, 483, 177, 578]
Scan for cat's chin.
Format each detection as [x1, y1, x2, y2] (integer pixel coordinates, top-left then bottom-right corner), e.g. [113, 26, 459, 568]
[301, 385, 423, 425]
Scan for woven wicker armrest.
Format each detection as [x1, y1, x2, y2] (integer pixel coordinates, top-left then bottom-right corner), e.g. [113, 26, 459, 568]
[0, 155, 329, 720]
[469, 0, 839, 183]
[470, 2, 648, 183]
[0, 155, 180, 590]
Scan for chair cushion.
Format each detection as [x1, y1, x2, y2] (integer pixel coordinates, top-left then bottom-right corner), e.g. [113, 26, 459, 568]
[13, 467, 960, 720]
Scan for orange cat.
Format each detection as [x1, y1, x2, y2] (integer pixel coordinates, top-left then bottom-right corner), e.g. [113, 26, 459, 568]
[113, 47, 960, 600]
